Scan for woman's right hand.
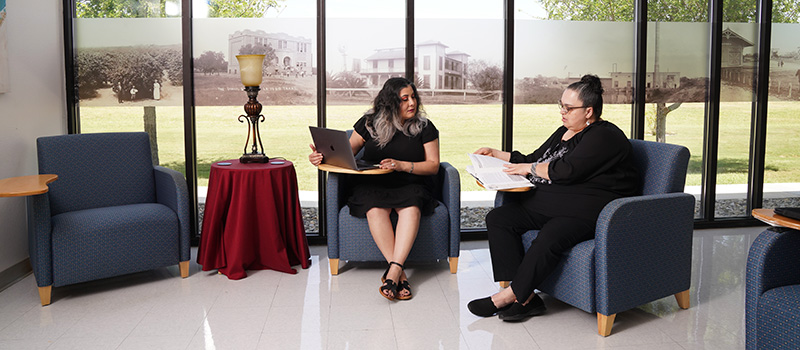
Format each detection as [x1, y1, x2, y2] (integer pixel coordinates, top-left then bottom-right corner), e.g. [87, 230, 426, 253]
[473, 147, 497, 157]
[308, 144, 323, 166]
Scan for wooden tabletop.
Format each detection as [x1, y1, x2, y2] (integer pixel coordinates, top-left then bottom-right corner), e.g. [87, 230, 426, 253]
[317, 163, 393, 175]
[752, 208, 800, 231]
[476, 180, 533, 192]
[0, 174, 58, 197]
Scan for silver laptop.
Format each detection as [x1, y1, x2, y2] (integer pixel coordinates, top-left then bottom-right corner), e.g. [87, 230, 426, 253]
[309, 126, 379, 171]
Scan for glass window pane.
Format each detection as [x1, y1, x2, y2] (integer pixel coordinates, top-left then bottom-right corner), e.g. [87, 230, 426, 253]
[416, 0, 504, 229]
[325, 1, 404, 131]
[514, 2, 634, 166]
[75, 2, 186, 179]
[642, 16, 709, 219]
[717, 22, 757, 218]
[193, 0, 318, 230]
[764, 18, 800, 210]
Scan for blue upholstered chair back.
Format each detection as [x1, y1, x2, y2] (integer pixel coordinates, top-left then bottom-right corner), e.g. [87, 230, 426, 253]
[629, 139, 690, 195]
[37, 132, 156, 216]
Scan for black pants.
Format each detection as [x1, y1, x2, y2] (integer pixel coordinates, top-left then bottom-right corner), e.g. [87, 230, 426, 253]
[486, 202, 595, 303]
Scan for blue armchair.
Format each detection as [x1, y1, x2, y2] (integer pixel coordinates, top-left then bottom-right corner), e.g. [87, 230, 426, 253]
[494, 139, 694, 336]
[29, 132, 192, 305]
[325, 160, 460, 275]
[746, 227, 800, 349]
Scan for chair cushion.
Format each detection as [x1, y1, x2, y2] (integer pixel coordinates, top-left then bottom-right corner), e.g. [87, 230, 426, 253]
[522, 230, 597, 313]
[51, 203, 179, 286]
[337, 201, 449, 262]
[757, 285, 800, 348]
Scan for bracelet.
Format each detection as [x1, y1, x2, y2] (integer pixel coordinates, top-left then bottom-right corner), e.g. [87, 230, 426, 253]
[410, 162, 414, 174]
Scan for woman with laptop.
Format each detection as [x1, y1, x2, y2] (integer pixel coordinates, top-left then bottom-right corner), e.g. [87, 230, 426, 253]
[308, 77, 440, 300]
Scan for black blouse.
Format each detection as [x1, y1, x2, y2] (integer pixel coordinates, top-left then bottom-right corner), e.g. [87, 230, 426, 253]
[509, 120, 640, 221]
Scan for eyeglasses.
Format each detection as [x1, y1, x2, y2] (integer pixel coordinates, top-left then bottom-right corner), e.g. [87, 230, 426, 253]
[558, 100, 587, 113]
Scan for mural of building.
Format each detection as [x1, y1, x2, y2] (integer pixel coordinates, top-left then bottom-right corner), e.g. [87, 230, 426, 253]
[720, 27, 755, 83]
[362, 41, 469, 90]
[609, 71, 681, 89]
[227, 30, 312, 76]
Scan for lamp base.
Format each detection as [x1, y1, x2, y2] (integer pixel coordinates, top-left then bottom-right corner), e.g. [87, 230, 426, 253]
[240, 153, 269, 164]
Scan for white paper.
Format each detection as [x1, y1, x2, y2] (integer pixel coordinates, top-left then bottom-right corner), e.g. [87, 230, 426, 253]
[466, 154, 535, 190]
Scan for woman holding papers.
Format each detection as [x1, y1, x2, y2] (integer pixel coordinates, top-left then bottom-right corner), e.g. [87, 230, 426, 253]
[308, 77, 440, 301]
[467, 74, 639, 321]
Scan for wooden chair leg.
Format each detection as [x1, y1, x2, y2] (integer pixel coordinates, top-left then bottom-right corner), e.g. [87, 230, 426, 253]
[675, 289, 690, 309]
[329, 258, 339, 275]
[448, 257, 458, 274]
[499, 281, 510, 288]
[597, 313, 616, 337]
[179, 261, 189, 278]
[38, 286, 52, 306]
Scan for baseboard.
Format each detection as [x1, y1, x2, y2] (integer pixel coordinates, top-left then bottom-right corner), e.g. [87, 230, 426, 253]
[0, 258, 32, 293]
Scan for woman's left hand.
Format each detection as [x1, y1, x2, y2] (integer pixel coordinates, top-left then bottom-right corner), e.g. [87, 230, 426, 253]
[503, 163, 532, 176]
[380, 158, 403, 171]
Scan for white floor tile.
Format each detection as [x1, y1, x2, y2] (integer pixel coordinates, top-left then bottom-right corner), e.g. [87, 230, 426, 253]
[0, 226, 762, 349]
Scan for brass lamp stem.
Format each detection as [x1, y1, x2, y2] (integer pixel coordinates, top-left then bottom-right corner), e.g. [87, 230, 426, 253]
[238, 86, 269, 163]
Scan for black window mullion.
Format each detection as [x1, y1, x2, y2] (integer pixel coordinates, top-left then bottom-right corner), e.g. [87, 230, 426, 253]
[631, 0, 647, 140]
[64, 0, 79, 134]
[316, 0, 327, 238]
[701, 0, 724, 222]
[747, 0, 772, 214]
[502, 0, 514, 152]
[181, 0, 199, 243]
[406, 0, 414, 80]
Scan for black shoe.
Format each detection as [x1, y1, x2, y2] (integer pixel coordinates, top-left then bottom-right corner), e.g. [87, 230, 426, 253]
[498, 294, 546, 322]
[467, 296, 512, 317]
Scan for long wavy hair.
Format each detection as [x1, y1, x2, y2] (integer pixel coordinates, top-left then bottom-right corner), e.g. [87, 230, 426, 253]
[364, 77, 428, 148]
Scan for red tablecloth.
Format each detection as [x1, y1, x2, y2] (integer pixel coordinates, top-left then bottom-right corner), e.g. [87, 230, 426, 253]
[197, 159, 311, 279]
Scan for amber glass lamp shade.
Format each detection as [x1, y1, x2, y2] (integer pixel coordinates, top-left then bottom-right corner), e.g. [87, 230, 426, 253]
[236, 54, 265, 86]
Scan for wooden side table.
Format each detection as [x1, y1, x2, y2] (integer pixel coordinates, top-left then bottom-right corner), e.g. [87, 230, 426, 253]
[0, 174, 57, 306]
[317, 163, 393, 175]
[752, 208, 800, 230]
[0, 174, 58, 197]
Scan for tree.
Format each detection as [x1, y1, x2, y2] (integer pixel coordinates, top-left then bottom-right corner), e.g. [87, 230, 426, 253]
[208, 0, 283, 18]
[468, 60, 503, 92]
[329, 71, 366, 89]
[538, 0, 800, 142]
[76, 0, 176, 18]
[539, 0, 799, 23]
[194, 51, 228, 75]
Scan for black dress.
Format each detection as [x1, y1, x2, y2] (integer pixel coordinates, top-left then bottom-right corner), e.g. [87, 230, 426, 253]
[346, 116, 440, 218]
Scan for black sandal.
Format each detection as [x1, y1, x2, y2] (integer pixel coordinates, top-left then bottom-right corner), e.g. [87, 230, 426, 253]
[379, 262, 403, 300]
[396, 279, 413, 300]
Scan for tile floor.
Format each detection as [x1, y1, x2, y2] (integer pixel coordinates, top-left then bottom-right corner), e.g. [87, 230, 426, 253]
[0, 226, 766, 350]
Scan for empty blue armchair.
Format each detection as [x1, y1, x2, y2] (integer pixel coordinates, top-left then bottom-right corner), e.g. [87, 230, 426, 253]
[746, 227, 800, 349]
[494, 139, 694, 336]
[29, 132, 191, 305]
[325, 161, 460, 275]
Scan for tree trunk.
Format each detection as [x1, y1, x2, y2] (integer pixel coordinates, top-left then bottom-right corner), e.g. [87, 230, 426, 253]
[143, 106, 159, 165]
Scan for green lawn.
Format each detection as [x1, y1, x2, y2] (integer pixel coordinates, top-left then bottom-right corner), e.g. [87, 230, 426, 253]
[79, 101, 800, 191]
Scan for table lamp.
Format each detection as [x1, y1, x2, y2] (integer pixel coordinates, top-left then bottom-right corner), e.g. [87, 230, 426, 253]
[236, 54, 269, 163]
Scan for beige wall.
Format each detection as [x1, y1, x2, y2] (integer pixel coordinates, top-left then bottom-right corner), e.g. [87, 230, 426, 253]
[0, 0, 67, 274]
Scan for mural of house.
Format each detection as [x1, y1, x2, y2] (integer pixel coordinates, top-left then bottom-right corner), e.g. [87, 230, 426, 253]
[227, 30, 313, 76]
[362, 41, 469, 90]
[720, 27, 755, 83]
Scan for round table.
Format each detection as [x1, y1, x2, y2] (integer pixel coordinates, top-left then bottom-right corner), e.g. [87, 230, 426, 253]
[197, 159, 311, 279]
